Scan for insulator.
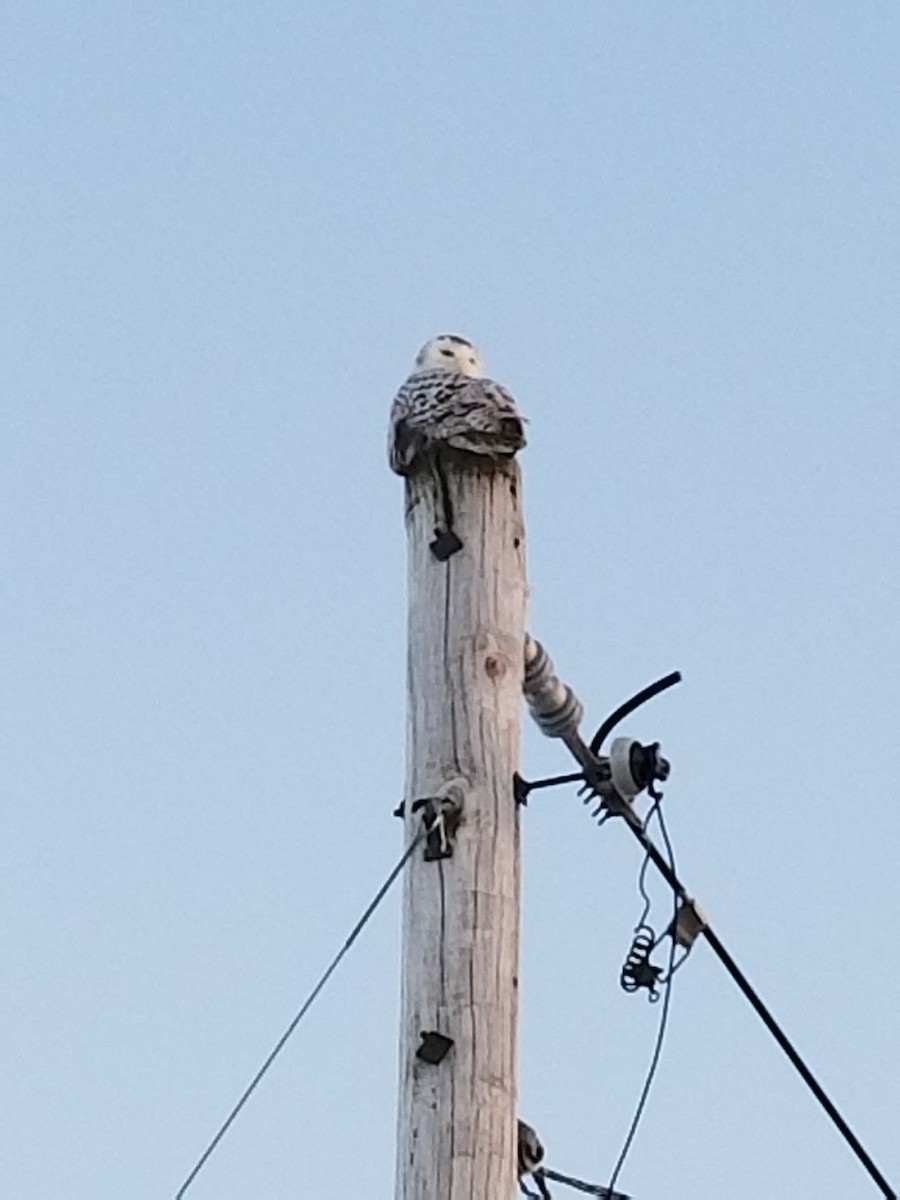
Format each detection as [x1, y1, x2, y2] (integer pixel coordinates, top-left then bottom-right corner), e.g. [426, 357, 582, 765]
[523, 633, 550, 687]
[609, 737, 643, 799]
[523, 634, 584, 740]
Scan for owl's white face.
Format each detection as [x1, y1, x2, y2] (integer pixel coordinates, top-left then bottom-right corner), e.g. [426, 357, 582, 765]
[414, 334, 483, 377]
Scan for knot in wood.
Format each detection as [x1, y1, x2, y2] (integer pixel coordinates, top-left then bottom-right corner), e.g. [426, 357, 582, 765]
[484, 653, 508, 681]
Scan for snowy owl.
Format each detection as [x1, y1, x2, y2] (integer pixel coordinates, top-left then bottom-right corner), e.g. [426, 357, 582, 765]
[388, 334, 526, 476]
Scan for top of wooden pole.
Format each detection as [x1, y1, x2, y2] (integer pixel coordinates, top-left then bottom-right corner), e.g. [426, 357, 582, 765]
[394, 426, 527, 1199]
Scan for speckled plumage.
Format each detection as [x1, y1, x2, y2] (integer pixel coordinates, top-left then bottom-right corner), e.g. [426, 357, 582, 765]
[388, 335, 526, 476]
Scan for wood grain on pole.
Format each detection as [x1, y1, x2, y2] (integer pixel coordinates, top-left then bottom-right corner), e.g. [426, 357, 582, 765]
[395, 452, 527, 1199]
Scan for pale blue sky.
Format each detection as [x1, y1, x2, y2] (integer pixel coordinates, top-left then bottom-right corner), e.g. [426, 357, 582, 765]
[2, 3, 898, 1197]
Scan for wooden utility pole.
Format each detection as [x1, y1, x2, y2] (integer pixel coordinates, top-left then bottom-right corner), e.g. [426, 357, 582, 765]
[395, 452, 527, 1199]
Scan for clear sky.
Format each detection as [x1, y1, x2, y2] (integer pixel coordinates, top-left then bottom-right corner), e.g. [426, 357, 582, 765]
[2, 3, 898, 1197]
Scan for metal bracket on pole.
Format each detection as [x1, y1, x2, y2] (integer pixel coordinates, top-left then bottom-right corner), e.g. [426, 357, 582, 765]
[415, 1029, 455, 1065]
[411, 788, 463, 861]
[429, 529, 464, 561]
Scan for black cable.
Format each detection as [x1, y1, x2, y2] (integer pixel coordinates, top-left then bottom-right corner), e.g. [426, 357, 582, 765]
[174, 830, 423, 1199]
[607, 803, 678, 1193]
[634, 795, 660, 930]
[542, 1164, 629, 1196]
[700, 925, 897, 1198]
[589, 672, 682, 755]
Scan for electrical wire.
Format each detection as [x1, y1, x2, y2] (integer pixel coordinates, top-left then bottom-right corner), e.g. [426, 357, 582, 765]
[618, 814, 897, 1198]
[174, 829, 423, 1199]
[634, 795, 661, 930]
[542, 1164, 630, 1196]
[556, 699, 896, 1196]
[607, 802, 679, 1193]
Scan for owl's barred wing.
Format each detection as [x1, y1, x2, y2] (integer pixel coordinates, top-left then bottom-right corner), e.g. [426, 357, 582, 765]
[388, 370, 526, 475]
[439, 378, 526, 459]
[388, 371, 463, 474]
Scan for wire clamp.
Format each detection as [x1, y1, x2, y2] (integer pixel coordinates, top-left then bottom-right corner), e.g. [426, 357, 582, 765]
[411, 792, 462, 861]
[669, 897, 707, 949]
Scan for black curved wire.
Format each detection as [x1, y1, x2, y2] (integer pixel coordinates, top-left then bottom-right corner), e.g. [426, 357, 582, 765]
[634, 796, 661, 929]
[589, 672, 682, 755]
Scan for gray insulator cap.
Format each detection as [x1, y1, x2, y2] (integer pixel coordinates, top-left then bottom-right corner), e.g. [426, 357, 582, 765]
[523, 634, 584, 740]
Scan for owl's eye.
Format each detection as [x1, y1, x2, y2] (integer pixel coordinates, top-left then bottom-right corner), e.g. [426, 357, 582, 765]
[440, 348, 454, 358]
[468, 358, 476, 365]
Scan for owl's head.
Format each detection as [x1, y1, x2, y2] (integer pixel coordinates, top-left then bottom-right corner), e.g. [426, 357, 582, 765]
[414, 334, 483, 377]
